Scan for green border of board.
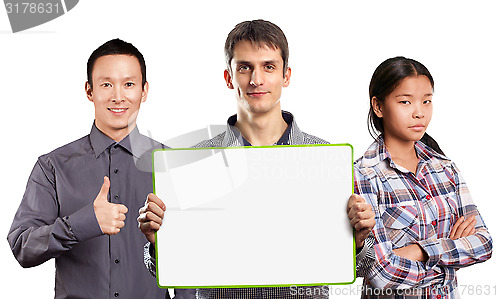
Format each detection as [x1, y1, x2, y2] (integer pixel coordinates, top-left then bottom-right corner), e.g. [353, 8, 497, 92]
[152, 143, 356, 289]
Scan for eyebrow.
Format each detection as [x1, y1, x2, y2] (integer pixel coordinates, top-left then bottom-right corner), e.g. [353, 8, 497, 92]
[96, 76, 138, 81]
[395, 93, 433, 97]
[235, 59, 280, 65]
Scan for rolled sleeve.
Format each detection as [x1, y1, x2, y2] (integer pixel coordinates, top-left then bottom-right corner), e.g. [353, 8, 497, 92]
[66, 203, 103, 242]
[8, 157, 81, 267]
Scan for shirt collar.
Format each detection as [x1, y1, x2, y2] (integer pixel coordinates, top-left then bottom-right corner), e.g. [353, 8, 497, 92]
[89, 123, 151, 159]
[359, 135, 449, 170]
[221, 110, 302, 147]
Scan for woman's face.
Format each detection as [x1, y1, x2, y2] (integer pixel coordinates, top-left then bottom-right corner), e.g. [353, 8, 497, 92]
[372, 75, 433, 144]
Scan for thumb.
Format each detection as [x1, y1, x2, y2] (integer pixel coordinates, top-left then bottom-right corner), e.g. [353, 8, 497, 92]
[96, 176, 110, 201]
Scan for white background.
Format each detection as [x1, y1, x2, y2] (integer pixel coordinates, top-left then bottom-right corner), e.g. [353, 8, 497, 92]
[1, 1, 498, 298]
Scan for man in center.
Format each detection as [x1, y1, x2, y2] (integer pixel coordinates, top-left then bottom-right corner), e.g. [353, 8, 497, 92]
[139, 20, 375, 298]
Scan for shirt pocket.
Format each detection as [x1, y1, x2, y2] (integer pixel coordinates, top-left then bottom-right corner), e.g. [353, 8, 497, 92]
[430, 191, 459, 238]
[381, 202, 421, 248]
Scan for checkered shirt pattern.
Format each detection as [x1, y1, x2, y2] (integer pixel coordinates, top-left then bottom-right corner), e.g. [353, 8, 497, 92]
[194, 111, 328, 148]
[144, 111, 376, 298]
[354, 136, 493, 299]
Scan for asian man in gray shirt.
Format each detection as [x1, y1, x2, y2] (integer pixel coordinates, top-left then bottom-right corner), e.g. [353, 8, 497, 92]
[8, 39, 171, 299]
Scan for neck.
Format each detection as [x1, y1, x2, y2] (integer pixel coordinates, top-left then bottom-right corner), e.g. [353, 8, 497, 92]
[95, 122, 135, 142]
[235, 106, 287, 146]
[384, 135, 419, 173]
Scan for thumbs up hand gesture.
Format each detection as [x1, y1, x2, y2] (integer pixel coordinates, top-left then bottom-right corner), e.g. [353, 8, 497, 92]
[93, 176, 129, 235]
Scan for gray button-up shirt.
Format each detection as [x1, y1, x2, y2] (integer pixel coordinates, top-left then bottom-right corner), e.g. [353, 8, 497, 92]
[8, 124, 168, 299]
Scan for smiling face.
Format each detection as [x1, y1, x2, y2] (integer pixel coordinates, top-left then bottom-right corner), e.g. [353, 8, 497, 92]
[372, 75, 433, 144]
[224, 40, 291, 116]
[86, 54, 148, 142]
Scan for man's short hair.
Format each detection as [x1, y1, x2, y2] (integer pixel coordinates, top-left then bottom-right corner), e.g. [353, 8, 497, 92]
[224, 19, 289, 76]
[87, 38, 147, 89]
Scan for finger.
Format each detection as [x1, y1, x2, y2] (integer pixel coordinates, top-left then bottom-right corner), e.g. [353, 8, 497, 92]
[449, 216, 464, 239]
[347, 194, 364, 210]
[454, 216, 475, 238]
[147, 193, 166, 210]
[137, 209, 163, 226]
[461, 219, 477, 238]
[139, 221, 161, 232]
[137, 212, 148, 224]
[355, 219, 372, 231]
[145, 211, 163, 226]
[147, 202, 165, 220]
[356, 206, 374, 220]
[349, 205, 373, 227]
[97, 176, 110, 201]
[107, 226, 121, 235]
[116, 213, 126, 221]
[116, 220, 125, 229]
[348, 203, 360, 220]
[348, 202, 368, 219]
[116, 204, 128, 214]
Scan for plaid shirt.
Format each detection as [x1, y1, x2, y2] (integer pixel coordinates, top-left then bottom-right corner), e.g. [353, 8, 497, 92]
[354, 136, 493, 299]
[144, 111, 375, 299]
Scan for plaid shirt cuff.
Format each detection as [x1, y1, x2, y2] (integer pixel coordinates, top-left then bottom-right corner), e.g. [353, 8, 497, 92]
[417, 237, 442, 268]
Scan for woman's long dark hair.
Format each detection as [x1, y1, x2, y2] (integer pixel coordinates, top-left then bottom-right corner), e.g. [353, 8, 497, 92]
[368, 56, 445, 155]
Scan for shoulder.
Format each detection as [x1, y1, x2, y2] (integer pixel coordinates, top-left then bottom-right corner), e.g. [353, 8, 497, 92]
[353, 156, 378, 180]
[41, 135, 91, 163]
[353, 139, 380, 170]
[301, 132, 330, 145]
[415, 141, 456, 172]
[143, 135, 168, 150]
[134, 133, 169, 171]
[192, 132, 226, 148]
[32, 135, 91, 181]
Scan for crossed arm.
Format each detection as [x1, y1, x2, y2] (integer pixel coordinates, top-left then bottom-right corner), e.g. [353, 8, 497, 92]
[354, 166, 493, 289]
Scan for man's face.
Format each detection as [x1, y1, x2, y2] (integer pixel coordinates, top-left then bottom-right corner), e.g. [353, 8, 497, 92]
[86, 54, 148, 141]
[224, 40, 290, 115]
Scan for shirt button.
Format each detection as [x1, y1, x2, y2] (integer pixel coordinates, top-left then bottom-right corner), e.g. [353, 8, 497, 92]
[437, 295, 441, 299]
[115, 259, 120, 264]
[114, 292, 119, 297]
[114, 168, 119, 174]
[114, 194, 120, 200]
[432, 220, 437, 226]
[425, 195, 431, 200]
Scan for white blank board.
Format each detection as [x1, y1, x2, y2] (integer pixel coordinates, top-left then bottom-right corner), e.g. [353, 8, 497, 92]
[153, 144, 355, 288]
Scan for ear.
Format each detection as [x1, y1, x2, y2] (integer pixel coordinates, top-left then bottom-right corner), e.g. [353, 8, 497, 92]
[282, 67, 291, 87]
[371, 97, 383, 118]
[85, 82, 93, 102]
[141, 81, 149, 103]
[224, 69, 234, 89]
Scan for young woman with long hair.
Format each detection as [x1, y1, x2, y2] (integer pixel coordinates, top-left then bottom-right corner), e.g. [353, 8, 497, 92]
[354, 56, 492, 298]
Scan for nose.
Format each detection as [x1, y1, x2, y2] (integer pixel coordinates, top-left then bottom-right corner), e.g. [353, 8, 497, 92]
[250, 69, 263, 87]
[111, 86, 125, 103]
[413, 103, 424, 119]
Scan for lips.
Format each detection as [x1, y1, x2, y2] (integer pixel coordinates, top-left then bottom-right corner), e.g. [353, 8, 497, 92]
[410, 124, 425, 131]
[108, 108, 128, 115]
[247, 91, 269, 97]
